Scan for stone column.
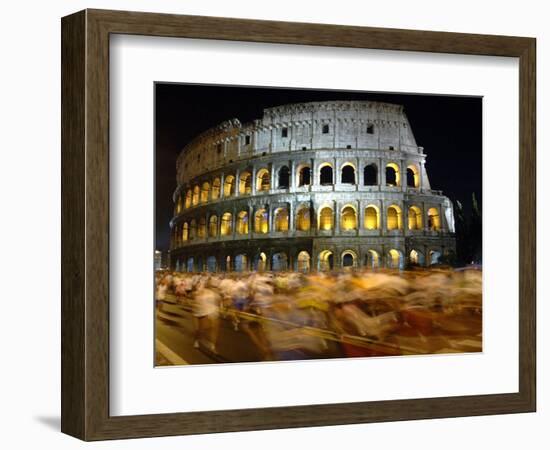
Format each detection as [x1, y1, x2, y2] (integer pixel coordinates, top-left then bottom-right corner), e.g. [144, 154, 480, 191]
[334, 201, 340, 236]
[270, 164, 276, 191]
[219, 173, 225, 199]
[358, 200, 364, 231]
[251, 166, 257, 196]
[312, 159, 319, 188]
[248, 205, 254, 237]
[380, 158, 386, 187]
[234, 168, 240, 197]
[269, 206, 275, 233]
[401, 160, 408, 192]
[290, 159, 296, 191]
[232, 206, 237, 240]
[289, 201, 295, 234]
[380, 200, 386, 235]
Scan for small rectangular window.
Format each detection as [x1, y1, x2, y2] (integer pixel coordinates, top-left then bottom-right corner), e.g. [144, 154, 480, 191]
[216, 143, 222, 154]
[302, 146, 307, 150]
[346, 145, 352, 149]
[245, 135, 251, 145]
[322, 124, 330, 134]
[389, 146, 395, 150]
[282, 127, 288, 138]
[367, 124, 374, 134]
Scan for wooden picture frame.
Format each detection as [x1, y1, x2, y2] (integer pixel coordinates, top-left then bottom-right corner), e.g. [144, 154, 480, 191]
[61, 9, 536, 441]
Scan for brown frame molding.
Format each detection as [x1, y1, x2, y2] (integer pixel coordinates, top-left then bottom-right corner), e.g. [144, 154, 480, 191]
[61, 9, 536, 441]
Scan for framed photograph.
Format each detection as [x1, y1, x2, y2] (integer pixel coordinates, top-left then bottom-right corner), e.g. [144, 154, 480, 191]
[61, 9, 536, 440]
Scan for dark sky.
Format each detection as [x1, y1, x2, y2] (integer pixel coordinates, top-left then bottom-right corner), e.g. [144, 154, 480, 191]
[155, 83, 482, 252]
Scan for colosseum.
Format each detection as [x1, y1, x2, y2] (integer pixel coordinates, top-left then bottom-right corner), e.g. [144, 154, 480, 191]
[169, 100, 456, 273]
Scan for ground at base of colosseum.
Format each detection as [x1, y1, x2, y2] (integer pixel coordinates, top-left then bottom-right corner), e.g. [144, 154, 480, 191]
[155, 267, 482, 366]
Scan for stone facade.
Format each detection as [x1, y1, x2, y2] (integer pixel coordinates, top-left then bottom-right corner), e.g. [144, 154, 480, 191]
[169, 101, 456, 272]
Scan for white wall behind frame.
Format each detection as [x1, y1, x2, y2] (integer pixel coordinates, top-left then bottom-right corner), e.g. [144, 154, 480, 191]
[1, 1, 546, 450]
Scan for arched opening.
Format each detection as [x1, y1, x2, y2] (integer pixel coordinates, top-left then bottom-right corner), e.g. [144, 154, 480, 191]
[206, 256, 217, 273]
[366, 250, 380, 269]
[236, 211, 249, 235]
[410, 250, 425, 266]
[364, 164, 378, 186]
[189, 219, 197, 240]
[220, 212, 232, 236]
[208, 215, 218, 237]
[254, 209, 269, 234]
[192, 185, 200, 205]
[211, 177, 221, 200]
[198, 217, 207, 239]
[408, 205, 423, 230]
[341, 205, 357, 230]
[319, 250, 334, 272]
[296, 207, 311, 231]
[364, 205, 380, 230]
[185, 190, 192, 208]
[428, 207, 441, 230]
[256, 252, 267, 272]
[387, 249, 403, 269]
[386, 163, 400, 187]
[298, 165, 311, 186]
[176, 196, 183, 214]
[407, 164, 420, 188]
[387, 205, 403, 230]
[223, 175, 235, 197]
[341, 250, 357, 268]
[278, 166, 290, 188]
[429, 250, 442, 265]
[239, 171, 252, 195]
[225, 255, 232, 272]
[200, 182, 210, 203]
[256, 168, 270, 192]
[341, 164, 356, 184]
[319, 164, 334, 185]
[272, 252, 288, 271]
[274, 207, 289, 232]
[234, 254, 248, 272]
[297, 251, 311, 272]
[319, 206, 334, 231]
[187, 257, 195, 273]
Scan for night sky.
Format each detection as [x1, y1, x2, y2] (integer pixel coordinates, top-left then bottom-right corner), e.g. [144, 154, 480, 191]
[155, 84, 482, 253]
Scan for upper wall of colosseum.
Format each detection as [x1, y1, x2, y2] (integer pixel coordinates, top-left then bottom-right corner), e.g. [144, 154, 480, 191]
[176, 101, 422, 185]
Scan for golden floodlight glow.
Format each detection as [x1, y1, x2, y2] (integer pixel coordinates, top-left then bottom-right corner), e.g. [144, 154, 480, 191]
[319, 206, 334, 230]
[341, 205, 357, 230]
[236, 211, 249, 235]
[296, 207, 311, 231]
[254, 209, 269, 233]
[428, 207, 441, 230]
[220, 212, 232, 236]
[274, 207, 289, 232]
[364, 205, 379, 230]
[223, 174, 235, 197]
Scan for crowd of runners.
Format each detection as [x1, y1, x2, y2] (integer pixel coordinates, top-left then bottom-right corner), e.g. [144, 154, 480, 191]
[155, 267, 482, 362]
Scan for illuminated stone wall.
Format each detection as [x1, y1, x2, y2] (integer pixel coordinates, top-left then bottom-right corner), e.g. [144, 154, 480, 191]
[169, 101, 456, 272]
